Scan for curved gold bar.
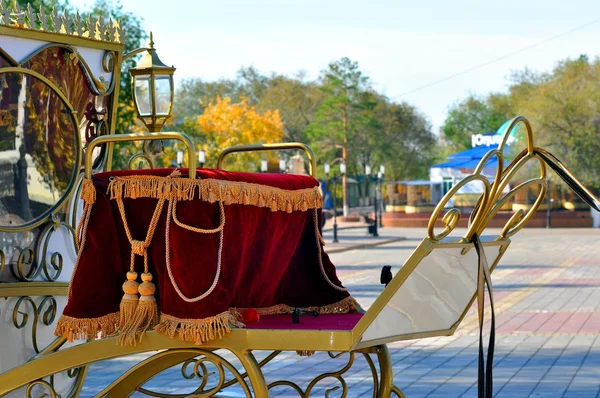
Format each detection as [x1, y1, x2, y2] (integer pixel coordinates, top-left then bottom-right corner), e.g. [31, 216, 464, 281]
[85, 132, 197, 179]
[216, 143, 317, 178]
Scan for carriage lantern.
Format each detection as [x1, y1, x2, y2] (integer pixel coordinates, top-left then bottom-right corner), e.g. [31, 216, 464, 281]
[129, 33, 176, 132]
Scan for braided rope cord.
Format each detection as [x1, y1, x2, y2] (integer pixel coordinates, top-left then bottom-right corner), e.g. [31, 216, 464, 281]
[165, 199, 225, 303]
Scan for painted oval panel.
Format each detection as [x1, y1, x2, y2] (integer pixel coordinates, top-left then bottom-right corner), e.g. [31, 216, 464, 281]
[0, 70, 79, 229]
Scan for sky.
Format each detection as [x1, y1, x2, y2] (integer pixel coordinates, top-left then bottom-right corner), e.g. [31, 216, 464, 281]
[71, 0, 600, 134]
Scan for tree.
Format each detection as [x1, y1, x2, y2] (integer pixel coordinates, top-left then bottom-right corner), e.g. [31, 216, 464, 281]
[375, 101, 437, 181]
[187, 97, 284, 170]
[84, 0, 147, 169]
[441, 95, 511, 153]
[508, 55, 600, 191]
[307, 57, 375, 215]
[173, 77, 243, 120]
[257, 72, 323, 143]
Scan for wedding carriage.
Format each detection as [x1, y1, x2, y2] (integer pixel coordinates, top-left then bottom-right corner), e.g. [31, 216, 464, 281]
[1, 4, 598, 398]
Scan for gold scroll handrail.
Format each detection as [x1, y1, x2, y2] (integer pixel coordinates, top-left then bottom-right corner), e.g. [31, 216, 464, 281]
[426, 115, 600, 242]
[216, 143, 317, 178]
[85, 132, 197, 179]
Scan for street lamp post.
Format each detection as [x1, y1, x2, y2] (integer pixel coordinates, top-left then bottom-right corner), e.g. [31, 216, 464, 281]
[365, 165, 378, 237]
[379, 165, 385, 228]
[326, 162, 344, 243]
[198, 150, 206, 168]
[279, 158, 286, 173]
[176, 149, 184, 168]
[377, 170, 383, 228]
[365, 164, 371, 206]
[546, 178, 552, 228]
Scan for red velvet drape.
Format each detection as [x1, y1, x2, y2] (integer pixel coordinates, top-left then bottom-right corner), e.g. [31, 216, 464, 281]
[57, 168, 355, 344]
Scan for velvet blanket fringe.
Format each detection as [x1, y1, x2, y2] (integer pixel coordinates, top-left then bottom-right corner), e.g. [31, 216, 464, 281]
[105, 175, 322, 213]
[54, 312, 119, 342]
[155, 312, 244, 345]
[54, 298, 357, 345]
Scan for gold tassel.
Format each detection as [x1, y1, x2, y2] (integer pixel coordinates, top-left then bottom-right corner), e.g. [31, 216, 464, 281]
[208, 188, 217, 203]
[242, 190, 251, 205]
[124, 272, 158, 345]
[81, 179, 96, 204]
[300, 200, 308, 212]
[117, 271, 139, 345]
[269, 197, 278, 212]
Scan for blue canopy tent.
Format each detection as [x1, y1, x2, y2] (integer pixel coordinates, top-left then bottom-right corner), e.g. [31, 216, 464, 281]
[430, 145, 513, 200]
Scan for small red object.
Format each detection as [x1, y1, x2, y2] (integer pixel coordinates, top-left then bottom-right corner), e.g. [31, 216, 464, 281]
[240, 308, 260, 323]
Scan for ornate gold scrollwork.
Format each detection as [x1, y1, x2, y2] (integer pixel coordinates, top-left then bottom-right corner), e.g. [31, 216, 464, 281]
[24, 367, 87, 398]
[7, 221, 76, 282]
[427, 116, 547, 242]
[12, 295, 57, 354]
[25, 379, 58, 398]
[10, 247, 36, 281]
[38, 221, 77, 282]
[0, 248, 5, 276]
[268, 350, 394, 398]
[135, 349, 253, 397]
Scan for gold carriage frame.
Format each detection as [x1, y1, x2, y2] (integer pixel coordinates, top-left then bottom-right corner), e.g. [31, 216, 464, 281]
[2, 114, 564, 398]
[2, 5, 599, 396]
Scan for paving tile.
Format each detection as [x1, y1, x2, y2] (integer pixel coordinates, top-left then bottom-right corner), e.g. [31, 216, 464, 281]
[78, 228, 600, 397]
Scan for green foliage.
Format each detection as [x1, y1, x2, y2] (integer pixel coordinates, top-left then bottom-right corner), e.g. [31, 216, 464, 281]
[375, 101, 437, 181]
[171, 58, 436, 182]
[256, 73, 323, 143]
[14, 0, 71, 14]
[306, 58, 376, 175]
[441, 95, 511, 153]
[442, 54, 600, 192]
[82, 0, 147, 168]
[510, 55, 600, 191]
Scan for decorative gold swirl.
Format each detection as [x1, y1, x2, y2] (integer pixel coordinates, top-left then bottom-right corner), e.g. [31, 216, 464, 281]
[267, 351, 388, 397]
[102, 51, 116, 73]
[128, 152, 154, 170]
[7, 221, 76, 282]
[25, 379, 58, 398]
[10, 247, 36, 281]
[12, 296, 57, 354]
[428, 116, 548, 242]
[0, 248, 5, 276]
[37, 221, 77, 282]
[136, 350, 252, 397]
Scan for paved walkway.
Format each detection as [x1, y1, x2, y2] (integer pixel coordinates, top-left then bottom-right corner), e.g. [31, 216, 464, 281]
[81, 227, 600, 397]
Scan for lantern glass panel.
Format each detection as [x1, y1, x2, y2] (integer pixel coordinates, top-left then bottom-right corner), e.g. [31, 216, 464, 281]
[134, 75, 152, 116]
[155, 76, 172, 115]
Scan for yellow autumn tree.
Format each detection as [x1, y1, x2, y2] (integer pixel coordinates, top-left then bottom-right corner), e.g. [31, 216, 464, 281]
[196, 97, 284, 170]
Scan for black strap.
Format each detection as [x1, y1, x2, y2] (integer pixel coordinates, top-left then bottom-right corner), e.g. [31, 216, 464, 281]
[472, 233, 495, 398]
[534, 147, 600, 213]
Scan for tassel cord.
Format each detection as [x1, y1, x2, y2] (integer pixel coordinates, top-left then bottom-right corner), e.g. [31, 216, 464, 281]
[313, 208, 347, 292]
[165, 199, 225, 303]
[115, 195, 166, 272]
[172, 197, 225, 233]
[67, 201, 93, 299]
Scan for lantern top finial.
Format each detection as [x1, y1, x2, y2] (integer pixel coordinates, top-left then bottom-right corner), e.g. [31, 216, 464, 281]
[148, 31, 154, 49]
